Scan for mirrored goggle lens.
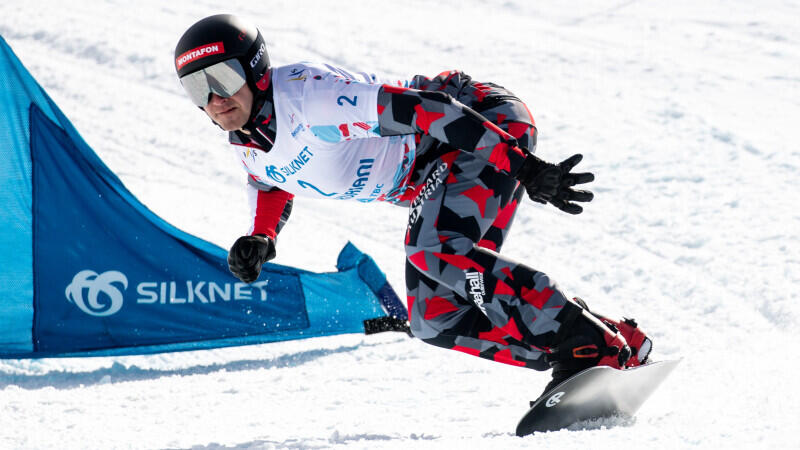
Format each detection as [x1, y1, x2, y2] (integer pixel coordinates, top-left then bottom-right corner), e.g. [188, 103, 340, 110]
[179, 59, 247, 107]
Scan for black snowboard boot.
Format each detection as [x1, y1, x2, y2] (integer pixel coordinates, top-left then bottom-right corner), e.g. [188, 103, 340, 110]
[540, 299, 632, 396]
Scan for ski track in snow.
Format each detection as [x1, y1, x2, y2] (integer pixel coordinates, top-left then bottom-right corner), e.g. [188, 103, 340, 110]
[1, 1, 799, 448]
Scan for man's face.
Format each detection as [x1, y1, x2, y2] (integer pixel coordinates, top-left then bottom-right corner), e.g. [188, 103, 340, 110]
[203, 84, 254, 131]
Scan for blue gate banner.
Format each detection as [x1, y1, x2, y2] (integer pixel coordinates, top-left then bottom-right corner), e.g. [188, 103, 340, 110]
[0, 35, 406, 358]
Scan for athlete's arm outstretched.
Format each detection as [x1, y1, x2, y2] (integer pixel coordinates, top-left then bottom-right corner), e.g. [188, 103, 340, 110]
[377, 85, 594, 214]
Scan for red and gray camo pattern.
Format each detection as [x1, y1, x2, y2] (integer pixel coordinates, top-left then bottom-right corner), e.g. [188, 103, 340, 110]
[381, 71, 572, 370]
[377, 71, 530, 178]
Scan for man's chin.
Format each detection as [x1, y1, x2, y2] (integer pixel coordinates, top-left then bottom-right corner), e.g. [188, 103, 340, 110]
[215, 117, 246, 131]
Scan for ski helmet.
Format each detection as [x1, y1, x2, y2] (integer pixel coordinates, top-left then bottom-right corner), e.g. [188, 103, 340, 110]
[174, 14, 270, 106]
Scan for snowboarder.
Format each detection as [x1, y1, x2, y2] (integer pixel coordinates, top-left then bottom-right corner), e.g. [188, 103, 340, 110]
[174, 14, 652, 394]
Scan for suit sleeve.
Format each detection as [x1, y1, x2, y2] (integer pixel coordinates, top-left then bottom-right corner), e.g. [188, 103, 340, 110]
[376, 85, 528, 176]
[246, 176, 294, 240]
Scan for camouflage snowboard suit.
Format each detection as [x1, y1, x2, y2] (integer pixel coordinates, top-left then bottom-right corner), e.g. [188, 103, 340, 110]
[379, 71, 572, 370]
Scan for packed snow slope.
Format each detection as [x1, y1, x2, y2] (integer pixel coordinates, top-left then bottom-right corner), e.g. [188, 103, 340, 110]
[1, 1, 798, 448]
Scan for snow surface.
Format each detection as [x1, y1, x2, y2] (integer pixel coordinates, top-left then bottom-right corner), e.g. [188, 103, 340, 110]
[1, 0, 799, 448]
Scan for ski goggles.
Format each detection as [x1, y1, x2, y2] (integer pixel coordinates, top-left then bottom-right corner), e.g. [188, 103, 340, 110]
[179, 59, 247, 107]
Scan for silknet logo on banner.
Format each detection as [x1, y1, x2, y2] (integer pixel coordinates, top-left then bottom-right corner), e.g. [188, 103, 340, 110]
[65, 270, 128, 317]
[64, 270, 271, 317]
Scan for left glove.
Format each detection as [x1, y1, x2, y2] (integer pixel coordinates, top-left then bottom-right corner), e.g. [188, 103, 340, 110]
[515, 153, 595, 214]
[227, 235, 276, 283]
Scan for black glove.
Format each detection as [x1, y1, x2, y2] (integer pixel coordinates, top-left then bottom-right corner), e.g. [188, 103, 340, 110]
[227, 235, 276, 283]
[515, 153, 594, 214]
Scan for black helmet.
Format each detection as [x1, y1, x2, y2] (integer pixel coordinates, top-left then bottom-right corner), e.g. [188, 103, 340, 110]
[174, 14, 270, 96]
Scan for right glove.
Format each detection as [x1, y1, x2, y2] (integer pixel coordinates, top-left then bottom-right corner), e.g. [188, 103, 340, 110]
[227, 235, 276, 283]
[515, 153, 595, 214]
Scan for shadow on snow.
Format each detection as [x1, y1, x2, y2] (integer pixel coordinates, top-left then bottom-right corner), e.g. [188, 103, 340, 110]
[0, 342, 384, 390]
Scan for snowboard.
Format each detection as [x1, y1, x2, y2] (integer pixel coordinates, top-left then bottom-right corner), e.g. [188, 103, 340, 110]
[516, 359, 680, 436]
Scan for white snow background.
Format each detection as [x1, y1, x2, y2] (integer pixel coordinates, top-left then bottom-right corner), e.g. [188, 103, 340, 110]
[1, 0, 799, 448]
